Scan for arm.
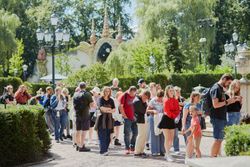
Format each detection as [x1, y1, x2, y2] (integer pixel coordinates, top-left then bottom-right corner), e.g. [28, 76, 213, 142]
[146, 106, 157, 114]
[14, 91, 22, 102]
[119, 94, 128, 118]
[182, 108, 189, 132]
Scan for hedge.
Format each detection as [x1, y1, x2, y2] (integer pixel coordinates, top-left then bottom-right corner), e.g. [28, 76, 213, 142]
[0, 77, 23, 94]
[100, 73, 223, 98]
[0, 105, 51, 167]
[224, 124, 250, 156]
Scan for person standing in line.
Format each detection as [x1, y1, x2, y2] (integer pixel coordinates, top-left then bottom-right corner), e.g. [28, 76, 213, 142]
[226, 79, 242, 126]
[158, 85, 180, 162]
[119, 86, 138, 154]
[62, 87, 72, 139]
[111, 78, 122, 146]
[88, 87, 101, 145]
[210, 74, 236, 157]
[96, 87, 116, 155]
[112, 91, 123, 146]
[147, 90, 165, 156]
[173, 86, 185, 154]
[182, 92, 202, 143]
[111, 78, 122, 98]
[133, 90, 151, 158]
[183, 105, 202, 163]
[50, 87, 68, 143]
[71, 87, 81, 147]
[43, 87, 54, 134]
[14, 85, 31, 105]
[73, 82, 94, 152]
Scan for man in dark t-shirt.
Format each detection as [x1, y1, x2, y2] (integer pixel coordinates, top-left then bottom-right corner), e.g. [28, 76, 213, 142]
[210, 74, 235, 157]
[73, 82, 94, 152]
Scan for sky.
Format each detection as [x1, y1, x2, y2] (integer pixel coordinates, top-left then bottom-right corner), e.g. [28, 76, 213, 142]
[125, 0, 138, 30]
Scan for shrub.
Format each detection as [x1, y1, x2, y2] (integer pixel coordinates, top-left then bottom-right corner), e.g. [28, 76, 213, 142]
[0, 77, 23, 94]
[100, 73, 222, 98]
[25, 82, 51, 95]
[224, 124, 250, 156]
[0, 105, 51, 166]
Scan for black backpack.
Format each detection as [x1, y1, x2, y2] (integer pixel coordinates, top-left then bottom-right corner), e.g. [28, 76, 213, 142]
[201, 88, 212, 116]
[73, 91, 86, 111]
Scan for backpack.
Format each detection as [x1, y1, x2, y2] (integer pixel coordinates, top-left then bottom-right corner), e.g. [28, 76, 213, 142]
[201, 88, 212, 116]
[73, 91, 86, 111]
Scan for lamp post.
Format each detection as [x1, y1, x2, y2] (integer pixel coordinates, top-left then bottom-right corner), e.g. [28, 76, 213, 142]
[198, 18, 213, 70]
[22, 64, 28, 81]
[199, 37, 207, 70]
[224, 29, 239, 78]
[36, 13, 70, 88]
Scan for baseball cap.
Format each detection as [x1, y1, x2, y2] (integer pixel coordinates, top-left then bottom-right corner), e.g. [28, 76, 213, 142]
[91, 87, 101, 94]
[138, 78, 145, 85]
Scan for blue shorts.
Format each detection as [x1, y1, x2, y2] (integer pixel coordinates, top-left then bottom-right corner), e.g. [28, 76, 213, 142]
[210, 118, 227, 140]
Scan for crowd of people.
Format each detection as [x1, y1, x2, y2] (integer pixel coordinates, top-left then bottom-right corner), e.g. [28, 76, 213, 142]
[0, 73, 243, 163]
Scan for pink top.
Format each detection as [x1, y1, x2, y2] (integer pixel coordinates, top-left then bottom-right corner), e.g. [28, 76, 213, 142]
[191, 116, 202, 138]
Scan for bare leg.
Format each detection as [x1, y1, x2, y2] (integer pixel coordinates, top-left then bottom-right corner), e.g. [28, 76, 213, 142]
[194, 136, 201, 158]
[76, 130, 82, 147]
[88, 127, 94, 143]
[163, 129, 175, 155]
[81, 130, 88, 147]
[211, 140, 222, 157]
[186, 137, 194, 158]
[115, 126, 120, 139]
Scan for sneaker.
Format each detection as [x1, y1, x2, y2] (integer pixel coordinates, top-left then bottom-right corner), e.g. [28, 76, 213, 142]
[160, 152, 165, 156]
[79, 146, 91, 152]
[114, 139, 122, 146]
[56, 140, 60, 143]
[125, 149, 130, 155]
[165, 154, 174, 162]
[185, 157, 190, 165]
[141, 153, 148, 158]
[67, 135, 72, 140]
[146, 143, 150, 150]
[101, 152, 109, 156]
[134, 153, 141, 157]
[76, 146, 79, 151]
[63, 134, 67, 139]
[59, 137, 64, 141]
[152, 153, 159, 157]
[174, 151, 180, 155]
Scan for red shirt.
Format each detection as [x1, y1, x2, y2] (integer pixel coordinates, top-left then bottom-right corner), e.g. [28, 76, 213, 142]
[164, 98, 180, 119]
[191, 116, 202, 138]
[14, 91, 31, 104]
[120, 92, 135, 120]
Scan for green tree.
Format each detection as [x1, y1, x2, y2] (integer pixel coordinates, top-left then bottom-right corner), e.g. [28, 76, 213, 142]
[165, 23, 185, 73]
[55, 53, 72, 76]
[65, 63, 110, 86]
[211, 0, 250, 66]
[9, 39, 24, 77]
[0, 9, 21, 76]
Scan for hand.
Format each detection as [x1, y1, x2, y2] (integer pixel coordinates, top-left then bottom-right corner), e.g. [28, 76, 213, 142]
[122, 114, 128, 119]
[181, 128, 185, 134]
[187, 136, 192, 141]
[227, 97, 236, 105]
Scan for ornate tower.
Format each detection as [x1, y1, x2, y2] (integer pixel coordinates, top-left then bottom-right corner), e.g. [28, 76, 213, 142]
[116, 18, 123, 43]
[90, 18, 97, 45]
[101, 6, 110, 38]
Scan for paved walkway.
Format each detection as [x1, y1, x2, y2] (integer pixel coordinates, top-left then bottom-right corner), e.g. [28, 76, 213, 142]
[33, 130, 224, 167]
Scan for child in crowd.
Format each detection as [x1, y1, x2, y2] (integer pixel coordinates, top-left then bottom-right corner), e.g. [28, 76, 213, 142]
[183, 105, 202, 162]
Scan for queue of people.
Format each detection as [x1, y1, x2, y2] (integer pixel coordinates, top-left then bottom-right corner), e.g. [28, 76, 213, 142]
[0, 73, 243, 163]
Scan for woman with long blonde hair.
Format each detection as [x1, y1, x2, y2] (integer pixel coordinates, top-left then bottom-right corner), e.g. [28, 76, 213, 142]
[158, 85, 180, 162]
[226, 79, 242, 125]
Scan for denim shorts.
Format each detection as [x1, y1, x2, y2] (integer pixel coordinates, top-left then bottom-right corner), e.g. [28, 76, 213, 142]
[210, 118, 227, 140]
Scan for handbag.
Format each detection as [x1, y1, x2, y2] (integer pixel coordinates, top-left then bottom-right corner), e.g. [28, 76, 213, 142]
[200, 116, 206, 130]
